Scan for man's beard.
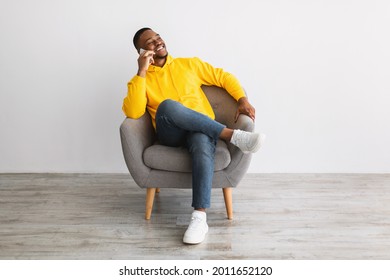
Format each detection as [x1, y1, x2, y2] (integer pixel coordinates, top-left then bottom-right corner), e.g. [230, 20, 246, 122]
[154, 52, 168, 60]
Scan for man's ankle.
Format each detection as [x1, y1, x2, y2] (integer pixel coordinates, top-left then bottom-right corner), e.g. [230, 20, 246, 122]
[219, 128, 234, 142]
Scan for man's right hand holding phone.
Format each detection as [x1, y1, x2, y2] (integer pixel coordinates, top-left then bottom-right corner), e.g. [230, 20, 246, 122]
[137, 48, 155, 77]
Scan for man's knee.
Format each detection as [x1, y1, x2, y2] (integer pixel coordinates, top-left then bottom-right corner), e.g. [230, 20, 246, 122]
[187, 133, 216, 154]
[157, 99, 178, 113]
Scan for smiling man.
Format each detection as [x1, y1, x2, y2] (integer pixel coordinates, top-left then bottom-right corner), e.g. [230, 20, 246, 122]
[122, 27, 265, 244]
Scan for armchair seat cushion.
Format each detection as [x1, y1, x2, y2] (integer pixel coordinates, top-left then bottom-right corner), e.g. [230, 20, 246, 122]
[143, 139, 231, 172]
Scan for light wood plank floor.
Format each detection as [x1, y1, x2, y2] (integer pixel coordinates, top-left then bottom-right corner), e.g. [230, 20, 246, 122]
[1, 173, 390, 260]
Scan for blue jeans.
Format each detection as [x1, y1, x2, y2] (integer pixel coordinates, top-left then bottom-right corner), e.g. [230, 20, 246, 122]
[155, 99, 225, 209]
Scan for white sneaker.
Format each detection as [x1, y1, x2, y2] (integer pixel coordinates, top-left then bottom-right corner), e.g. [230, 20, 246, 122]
[230, 129, 266, 153]
[183, 210, 208, 244]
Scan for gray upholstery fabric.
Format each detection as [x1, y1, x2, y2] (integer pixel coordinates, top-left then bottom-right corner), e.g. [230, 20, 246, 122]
[120, 85, 254, 189]
[143, 140, 231, 172]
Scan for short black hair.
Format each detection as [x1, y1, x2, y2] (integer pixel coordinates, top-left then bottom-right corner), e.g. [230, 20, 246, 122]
[133, 27, 152, 50]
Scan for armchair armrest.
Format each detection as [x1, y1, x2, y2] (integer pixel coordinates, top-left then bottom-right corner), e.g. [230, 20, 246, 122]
[120, 113, 156, 187]
[227, 113, 255, 132]
[224, 113, 255, 186]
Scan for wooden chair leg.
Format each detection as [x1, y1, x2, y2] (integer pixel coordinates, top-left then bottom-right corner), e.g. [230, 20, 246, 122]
[222, 187, 233, 220]
[156, 188, 160, 193]
[145, 188, 156, 220]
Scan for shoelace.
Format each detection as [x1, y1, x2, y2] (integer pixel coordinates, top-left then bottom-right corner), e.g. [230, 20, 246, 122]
[234, 131, 250, 145]
[188, 216, 204, 230]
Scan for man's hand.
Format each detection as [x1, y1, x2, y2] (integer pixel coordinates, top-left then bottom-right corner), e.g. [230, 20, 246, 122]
[137, 50, 155, 77]
[235, 97, 256, 122]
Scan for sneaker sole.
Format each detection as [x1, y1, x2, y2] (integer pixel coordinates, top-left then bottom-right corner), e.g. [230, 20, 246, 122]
[183, 227, 209, 245]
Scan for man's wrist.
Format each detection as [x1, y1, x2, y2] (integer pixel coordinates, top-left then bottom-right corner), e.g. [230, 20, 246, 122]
[237, 96, 249, 104]
[137, 69, 147, 77]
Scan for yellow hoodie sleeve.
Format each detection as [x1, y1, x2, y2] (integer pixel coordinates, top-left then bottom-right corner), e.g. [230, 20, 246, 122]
[122, 75, 147, 119]
[193, 57, 246, 101]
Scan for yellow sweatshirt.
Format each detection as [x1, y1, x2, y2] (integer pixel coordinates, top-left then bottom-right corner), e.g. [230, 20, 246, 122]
[122, 55, 246, 128]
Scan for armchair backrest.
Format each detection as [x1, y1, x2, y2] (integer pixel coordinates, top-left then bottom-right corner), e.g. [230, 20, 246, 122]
[201, 85, 238, 128]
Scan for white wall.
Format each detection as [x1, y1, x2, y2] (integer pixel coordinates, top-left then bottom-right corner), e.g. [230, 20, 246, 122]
[1, 0, 389, 173]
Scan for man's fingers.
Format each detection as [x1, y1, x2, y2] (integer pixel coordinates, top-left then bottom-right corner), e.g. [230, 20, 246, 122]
[235, 108, 255, 122]
[139, 51, 155, 66]
[140, 50, 155, 57]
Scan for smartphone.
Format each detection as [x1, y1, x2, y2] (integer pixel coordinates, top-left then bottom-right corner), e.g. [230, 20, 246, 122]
[139, 48, 146, 54]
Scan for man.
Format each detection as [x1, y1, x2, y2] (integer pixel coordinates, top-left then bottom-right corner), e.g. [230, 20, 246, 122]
[123, 27, 265, 244]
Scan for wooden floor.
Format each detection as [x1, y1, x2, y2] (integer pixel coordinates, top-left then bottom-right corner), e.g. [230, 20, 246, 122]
[0, 173, 390, 260]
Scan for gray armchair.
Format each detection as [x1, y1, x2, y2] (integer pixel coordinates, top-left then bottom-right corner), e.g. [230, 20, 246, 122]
[120, 86, 254, 220]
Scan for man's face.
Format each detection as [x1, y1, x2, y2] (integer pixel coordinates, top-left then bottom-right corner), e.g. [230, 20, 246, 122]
[138, 30, 168, 59]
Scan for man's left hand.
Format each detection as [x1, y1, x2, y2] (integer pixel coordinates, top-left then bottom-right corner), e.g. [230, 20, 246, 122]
[235, 97, 256, 122]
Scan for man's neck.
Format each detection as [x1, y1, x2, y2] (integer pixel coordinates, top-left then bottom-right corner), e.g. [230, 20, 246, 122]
[152, 55, 167, 68]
